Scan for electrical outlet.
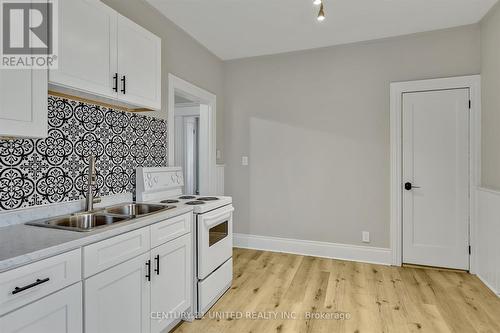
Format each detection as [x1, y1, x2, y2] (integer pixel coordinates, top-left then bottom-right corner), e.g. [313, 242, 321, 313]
[241, 156, 249, 166]
[216, 150, 222, 160]
[362, 231, 370, 243]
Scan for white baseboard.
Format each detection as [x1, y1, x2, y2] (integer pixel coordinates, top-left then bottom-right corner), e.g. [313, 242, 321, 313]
[233, 233, 392, 266]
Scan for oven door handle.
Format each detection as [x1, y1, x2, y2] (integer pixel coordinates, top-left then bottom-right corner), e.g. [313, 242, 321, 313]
[201, 206, 234, 228]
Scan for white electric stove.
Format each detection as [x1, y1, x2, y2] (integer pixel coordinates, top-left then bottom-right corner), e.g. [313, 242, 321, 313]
[136, 167, 234, 317]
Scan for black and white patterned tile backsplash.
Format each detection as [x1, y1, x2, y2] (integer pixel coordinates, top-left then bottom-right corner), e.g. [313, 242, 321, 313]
[0, 96, 167, 211]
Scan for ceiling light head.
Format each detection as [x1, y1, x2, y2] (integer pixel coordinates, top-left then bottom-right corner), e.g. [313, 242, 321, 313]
[313, 0, 322, 5]
[317, 3, 325, 21]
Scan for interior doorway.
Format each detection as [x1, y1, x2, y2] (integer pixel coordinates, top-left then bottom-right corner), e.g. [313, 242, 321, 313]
[402, 88, 470, 270]
[390, 75, 481, 272]
[174, 95, 201, 195]
[168, 74, 217, 195]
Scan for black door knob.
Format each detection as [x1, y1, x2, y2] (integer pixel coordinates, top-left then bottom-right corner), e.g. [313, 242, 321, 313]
[405, 182, 421, 190]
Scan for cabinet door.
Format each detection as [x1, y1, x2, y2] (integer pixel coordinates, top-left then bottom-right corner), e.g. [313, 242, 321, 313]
[151, 233, 192, 333]
[116, 15, 161, 110]
[0, 282, 82, 333]
[49, 0, 117, 99]
[85, 252, 151, 333]
[0, 69, 48, 138]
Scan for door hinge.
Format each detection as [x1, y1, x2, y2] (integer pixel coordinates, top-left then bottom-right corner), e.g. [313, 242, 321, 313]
[469, 245, 471, 255]
[469, 100, 471, 109]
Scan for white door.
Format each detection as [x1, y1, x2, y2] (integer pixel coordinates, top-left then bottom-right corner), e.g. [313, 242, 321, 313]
[402, 88, 470, 270]
[0, 283, 82, 333]
[85, 252, 151, 333]
[116, 15, 161, 109]
[151, 234, 192, 333]
[49, 0, 117, 98]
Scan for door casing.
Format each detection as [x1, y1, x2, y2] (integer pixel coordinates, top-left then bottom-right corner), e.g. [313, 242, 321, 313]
[168, 74, 217, 195]
[390, 75, 481, 273]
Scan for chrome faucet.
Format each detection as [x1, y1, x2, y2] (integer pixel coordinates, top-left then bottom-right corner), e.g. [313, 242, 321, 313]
[85, 155, 101, 212]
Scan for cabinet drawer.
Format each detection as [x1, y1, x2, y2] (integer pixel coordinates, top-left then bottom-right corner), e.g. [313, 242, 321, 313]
[83, 227, 150, 278]
[198, 258, 232, 315]
[0, 282, 83, 333]
[0, 249, 81, 316]
[151, 213, 192, 248]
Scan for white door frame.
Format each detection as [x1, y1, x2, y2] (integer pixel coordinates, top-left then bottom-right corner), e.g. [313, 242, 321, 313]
[168, 73, 217, 194]
[390, 75, 481, 272]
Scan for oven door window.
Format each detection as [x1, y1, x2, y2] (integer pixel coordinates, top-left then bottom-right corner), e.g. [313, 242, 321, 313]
[209, 221, 228, 246]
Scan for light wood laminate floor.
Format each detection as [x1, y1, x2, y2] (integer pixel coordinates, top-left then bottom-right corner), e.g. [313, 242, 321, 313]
[174, 248, 500, 333]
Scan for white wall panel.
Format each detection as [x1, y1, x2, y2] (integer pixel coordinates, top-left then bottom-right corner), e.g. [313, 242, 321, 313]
[477, 187, 500, 296]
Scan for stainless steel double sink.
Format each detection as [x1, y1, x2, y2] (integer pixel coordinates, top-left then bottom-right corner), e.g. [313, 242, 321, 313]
[26, 203, 175, 232]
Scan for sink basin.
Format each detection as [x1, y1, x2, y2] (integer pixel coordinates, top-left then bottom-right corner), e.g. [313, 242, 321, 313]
[26, 213, 130, 232]
[26, 203, 174, 232]
[103, 203, 175, 217]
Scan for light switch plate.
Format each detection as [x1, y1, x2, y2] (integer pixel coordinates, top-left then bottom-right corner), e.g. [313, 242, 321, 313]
[241, 156, 249, 166]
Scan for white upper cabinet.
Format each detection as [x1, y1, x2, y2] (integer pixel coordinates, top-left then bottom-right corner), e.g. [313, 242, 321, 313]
[117, 15, 162, 110]
[49, 0, 161, 111]
[0, 0, 48, 139]
[49, 0, 117, 99]
[0, 69, 48, 138]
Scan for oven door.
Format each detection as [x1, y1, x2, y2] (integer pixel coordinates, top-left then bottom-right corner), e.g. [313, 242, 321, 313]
[197, 205, 234, 280]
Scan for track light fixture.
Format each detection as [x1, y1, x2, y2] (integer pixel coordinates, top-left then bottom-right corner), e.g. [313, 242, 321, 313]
[317, 3, 325, 21]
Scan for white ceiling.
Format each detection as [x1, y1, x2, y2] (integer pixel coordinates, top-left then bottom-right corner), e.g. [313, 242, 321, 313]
[147, 0, 498, 60]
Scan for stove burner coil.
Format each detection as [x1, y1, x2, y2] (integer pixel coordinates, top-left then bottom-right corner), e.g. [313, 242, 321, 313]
[185, 201, 205, 205]
[198, 197, 219, 201]
[160, 199, 179, 204]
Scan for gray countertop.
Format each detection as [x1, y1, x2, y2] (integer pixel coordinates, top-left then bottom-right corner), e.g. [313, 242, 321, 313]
[0, 205, 193, 273]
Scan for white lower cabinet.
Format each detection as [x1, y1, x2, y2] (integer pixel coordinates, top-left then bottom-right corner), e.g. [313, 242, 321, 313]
[0, 213, 193, 333]
[84, 252, 151, 333]
[151, 233, 192, 333]
[84, 214, 193, 333]
[0, 249, 81, 316]
[0, 282, 82, 333]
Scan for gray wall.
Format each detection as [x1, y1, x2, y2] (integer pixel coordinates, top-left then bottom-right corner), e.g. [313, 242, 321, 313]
[224, 26, 481, 248]
[481, 2, 500, 190]
[102, 0, 225, 163]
